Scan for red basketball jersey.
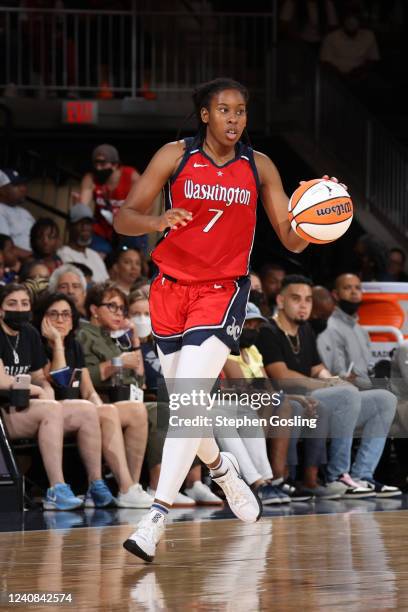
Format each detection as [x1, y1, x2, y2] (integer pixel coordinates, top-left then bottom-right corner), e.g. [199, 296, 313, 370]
[93, 165, 135, 240]
[152, 138, 259, 282]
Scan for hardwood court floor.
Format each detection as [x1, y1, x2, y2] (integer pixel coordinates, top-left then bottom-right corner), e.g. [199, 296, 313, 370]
[1, 511, 408, 611]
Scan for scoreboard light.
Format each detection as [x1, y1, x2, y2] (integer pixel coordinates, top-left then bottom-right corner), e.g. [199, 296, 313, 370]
[62, 101, 98, 125]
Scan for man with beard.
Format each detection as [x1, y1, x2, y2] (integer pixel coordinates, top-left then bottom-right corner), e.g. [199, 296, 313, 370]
[318, 273, 380, 387]
[315, 273, 401, 496]
[58, 204, 109, 283]
[0, 169, 34, 260]
[256, 274, 399, 498]
[76, 144, 143, 255]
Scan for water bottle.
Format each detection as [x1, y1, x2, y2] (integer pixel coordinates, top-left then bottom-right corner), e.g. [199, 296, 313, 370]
[111, 356, 123, 386]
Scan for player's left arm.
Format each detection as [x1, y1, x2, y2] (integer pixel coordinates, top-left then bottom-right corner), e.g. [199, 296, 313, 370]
[254, 151, 309, 253]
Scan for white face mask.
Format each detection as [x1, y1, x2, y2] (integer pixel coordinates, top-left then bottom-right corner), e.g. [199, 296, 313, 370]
[132, 314, 151, 338]
[110, 328, 130, 339]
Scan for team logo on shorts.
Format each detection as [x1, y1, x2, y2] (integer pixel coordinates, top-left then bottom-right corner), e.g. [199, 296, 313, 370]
[226, 316, 241, 341]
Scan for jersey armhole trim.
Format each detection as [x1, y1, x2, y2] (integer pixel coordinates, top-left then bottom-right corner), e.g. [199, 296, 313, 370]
[170, 136, 199, 185]
[244, 147, 261, 192]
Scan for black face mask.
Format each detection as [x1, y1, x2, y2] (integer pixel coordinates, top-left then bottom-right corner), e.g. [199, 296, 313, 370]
[3, 310, 32, 331]
[338, 299, 361, 316]
[249, 290, 265, 309]
[309, 318, 328, 335]
[268, 294, 277, 309]
[93, 168, 113, 184]
[239, 328, 259, 349]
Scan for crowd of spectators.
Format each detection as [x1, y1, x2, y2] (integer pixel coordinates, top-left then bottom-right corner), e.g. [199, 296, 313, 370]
[278, 0, 408, 137]
[2, 153, 408, 513]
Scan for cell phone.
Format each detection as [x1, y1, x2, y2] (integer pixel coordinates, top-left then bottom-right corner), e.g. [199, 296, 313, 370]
[69, 368, 82, 388]
[345, 362, 354, 377]
[12, 374, 31, 389]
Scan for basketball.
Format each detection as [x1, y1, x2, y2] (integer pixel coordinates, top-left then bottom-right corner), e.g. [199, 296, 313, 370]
[288, 179, 353, 244]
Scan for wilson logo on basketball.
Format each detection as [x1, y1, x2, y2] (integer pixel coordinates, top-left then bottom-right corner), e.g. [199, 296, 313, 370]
[316, 202, 353, 217]
[288, 179, 354, 245]
[184, 179, 251, 207]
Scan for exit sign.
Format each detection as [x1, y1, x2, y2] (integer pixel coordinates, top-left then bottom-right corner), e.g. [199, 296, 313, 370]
[62, 101, 98, 125]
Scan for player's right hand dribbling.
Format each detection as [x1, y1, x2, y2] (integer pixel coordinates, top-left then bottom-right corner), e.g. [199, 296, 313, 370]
[157, 208, 193, 232]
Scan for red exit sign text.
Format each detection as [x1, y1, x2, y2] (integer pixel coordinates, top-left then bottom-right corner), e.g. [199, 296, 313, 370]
[62, 101, 98, 125]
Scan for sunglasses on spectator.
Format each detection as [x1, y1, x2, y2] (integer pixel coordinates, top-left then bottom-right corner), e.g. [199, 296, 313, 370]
[46, 310, 72, 321]
[100, 302, 127, 315]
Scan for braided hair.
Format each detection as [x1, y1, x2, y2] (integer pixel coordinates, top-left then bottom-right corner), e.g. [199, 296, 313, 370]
[178, 77, 251, 144]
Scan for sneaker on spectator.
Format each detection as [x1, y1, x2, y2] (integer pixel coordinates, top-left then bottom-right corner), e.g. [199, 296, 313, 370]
[43, 483, 83, 511]
[276, 480, 312, 502]
[147, 487, 196, 508]
[84, 479, 115, 508]
[355, 478, 402, 498]
[257, 483, 291, 505]
[336, 473, 375, 498]
[302, 482, 344, 500]
[184, 481, 223, 505]
[116, 484, 154, 508]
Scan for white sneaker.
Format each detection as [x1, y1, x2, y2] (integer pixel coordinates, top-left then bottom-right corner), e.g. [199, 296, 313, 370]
[116, 484, 154, 508]
[211, 452, 262, 523]
[123, 509, 166, 562]
[184, 481, 223, 506]
[147, 487, 196, 508]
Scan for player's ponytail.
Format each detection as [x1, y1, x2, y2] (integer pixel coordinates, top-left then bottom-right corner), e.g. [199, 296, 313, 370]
[192, 77, 249, 143]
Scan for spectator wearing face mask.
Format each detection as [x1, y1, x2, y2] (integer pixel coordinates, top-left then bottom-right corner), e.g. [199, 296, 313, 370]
[316, 273, 400, 497]
[310, 285, 336, 337]
[76, 144, 144, 255]
[128, 287, 160, 396]
[249, 271, 272, 318]
[58, 204, 109, 284]
[0, 169, 34, 260]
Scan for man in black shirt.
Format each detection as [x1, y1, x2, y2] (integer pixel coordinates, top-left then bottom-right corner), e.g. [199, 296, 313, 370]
[256, 275, 384, 498]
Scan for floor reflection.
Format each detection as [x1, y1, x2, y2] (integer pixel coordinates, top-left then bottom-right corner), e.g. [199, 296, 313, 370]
[1, 511, 404, 611]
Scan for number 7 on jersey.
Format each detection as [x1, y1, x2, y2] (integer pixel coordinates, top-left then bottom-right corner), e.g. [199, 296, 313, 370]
[203, 208, 224, 233]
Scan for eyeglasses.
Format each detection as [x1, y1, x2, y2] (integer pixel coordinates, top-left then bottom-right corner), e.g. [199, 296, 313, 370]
[100, 302, 127, 315]
[46, 310, 72, 321]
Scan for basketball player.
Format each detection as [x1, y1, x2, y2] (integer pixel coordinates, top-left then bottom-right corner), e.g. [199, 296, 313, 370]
[115, 78, 330, 563]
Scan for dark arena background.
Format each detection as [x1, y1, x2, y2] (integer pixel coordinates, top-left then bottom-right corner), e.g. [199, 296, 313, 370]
[1, 1, 408, 610]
